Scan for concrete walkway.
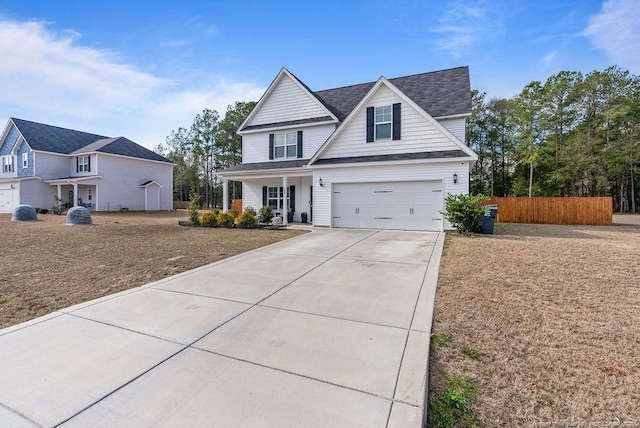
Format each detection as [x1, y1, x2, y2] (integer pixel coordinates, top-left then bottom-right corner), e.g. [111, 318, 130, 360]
[0, 228, 444, 427]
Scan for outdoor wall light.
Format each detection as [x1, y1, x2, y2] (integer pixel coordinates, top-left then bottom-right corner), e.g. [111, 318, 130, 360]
[453, 173, 458, 184]
[319, 178, 323, 187]
[10, 184, 15, 189]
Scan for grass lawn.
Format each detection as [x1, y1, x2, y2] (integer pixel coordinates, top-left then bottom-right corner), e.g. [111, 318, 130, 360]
[428, 215, 640, 427]
[0, 210, 305, 329]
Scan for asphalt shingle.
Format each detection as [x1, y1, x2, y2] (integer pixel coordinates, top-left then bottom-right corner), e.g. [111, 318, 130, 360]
[11, 118, 171, 163]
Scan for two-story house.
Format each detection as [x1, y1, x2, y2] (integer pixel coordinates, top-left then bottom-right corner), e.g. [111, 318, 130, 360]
[219, 66, 477, 231]
[0, 118, 173, 213]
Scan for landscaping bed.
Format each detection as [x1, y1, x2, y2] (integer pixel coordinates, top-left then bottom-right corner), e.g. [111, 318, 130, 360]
[0, 211, 305, 329]
[428, 215, 640, 426]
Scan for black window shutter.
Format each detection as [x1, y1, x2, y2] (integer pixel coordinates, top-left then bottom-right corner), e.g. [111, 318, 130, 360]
[76, 157, 79, 173]
[366, 107, 374, 142]
[297, 131, 303, 158]
[392, 103, 401, 140]
[289, 185, 295, 212]
[262, 186, 268, 206]
[87, 156, 91, 172]
[269, 134, 274, 160]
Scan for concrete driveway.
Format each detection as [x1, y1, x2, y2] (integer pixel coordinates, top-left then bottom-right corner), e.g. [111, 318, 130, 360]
[0, 228, 443, 427]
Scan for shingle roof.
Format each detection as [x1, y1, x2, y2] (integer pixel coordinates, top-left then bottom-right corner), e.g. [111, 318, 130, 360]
[314, 66, 471, 121]
[311, 150, 470, 165]
[221, 159, 308, 173]
[11, 118, 108, 154]
[11, 118, 171, 163]
[241, 116, 334, 131]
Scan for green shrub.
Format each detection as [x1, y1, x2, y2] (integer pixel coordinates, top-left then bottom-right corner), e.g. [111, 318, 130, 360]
[188, 197, 199, 224]
[217, 211, 235, 226]
[35, 208, 49, 214]
[441, 194, 488, 235]
[237, 208, 257, 228]
[228, 205, 240, 219]
[259, 205, 274, 224]
[244, 206, 257, 216]
[200, 210, 218, 226]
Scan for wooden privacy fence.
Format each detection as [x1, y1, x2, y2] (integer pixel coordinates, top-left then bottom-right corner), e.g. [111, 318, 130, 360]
[173, 200, 189, 209]
[483, 197, 612, 225]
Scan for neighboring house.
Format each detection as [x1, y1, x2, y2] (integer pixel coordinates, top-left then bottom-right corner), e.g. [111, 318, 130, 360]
[0, 118, 173, 213]
[219, 66, 477, 231]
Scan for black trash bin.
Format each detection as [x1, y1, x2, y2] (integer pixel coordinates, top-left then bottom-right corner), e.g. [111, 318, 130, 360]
[301, 212, 308, 223]
[287, 210, 294, 223]
[481, 216, 495, 234]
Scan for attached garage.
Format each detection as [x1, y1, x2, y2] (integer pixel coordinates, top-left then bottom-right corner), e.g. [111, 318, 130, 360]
[331, 180, 443, 231]
[0, 182, 19, 213]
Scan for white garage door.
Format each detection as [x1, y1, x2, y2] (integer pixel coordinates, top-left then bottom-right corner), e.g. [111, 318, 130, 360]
[332, 181, 443, 231]
[0, 183, 18, 213]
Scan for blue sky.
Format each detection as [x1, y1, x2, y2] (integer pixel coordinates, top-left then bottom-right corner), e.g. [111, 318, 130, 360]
[0, 0, 638, 149]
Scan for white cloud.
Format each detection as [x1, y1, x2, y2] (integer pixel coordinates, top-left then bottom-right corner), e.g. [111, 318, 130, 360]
[583, 0, 640, 73]
[430, 1, 501, 57]
[0, 20, 264, 149]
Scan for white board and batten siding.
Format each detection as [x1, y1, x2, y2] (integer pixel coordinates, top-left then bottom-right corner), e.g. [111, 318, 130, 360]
[313, 161, 470, 231]
[242, 124, 336, 164]
[321, 85, 461, 159]
[246, 75, 330, 127]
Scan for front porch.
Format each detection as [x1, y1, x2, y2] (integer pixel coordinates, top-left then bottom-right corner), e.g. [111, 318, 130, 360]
[44, 177, 101, 210]
[219, 161, 313, 226]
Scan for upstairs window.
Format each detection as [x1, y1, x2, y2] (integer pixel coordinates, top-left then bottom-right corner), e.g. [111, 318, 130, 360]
[366, 103, 401, 142]
[22, 153, 28, 168]
[375, 106, 392, 140]
[3, 156, 13, 173]
[269, 131, 303, 160]
[274, 132, 297, 159]
[77, 156, 90, 172]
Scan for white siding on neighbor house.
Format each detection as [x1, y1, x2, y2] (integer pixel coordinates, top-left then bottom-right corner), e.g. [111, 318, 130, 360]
[93, 154, 173, 211]
[35, 152, 72, 179]
[242, 124, 335, 164]
[242, 176, 313, 222]
[246, 75, 330, 127]
[438, 118, 466, 143]
[320, 85, 461, 160]
[19, 178, 59, 210]
[312, 161, 470, 230]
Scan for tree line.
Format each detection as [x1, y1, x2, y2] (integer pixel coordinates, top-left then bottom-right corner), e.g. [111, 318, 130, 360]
[154, 101, 256, 208]
[154, 66, 638, 213]
[468, 66, 639, 213]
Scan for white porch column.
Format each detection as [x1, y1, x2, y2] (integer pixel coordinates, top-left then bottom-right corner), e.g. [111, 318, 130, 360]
[222, 180, 229, 212]
[73, 183, 78, 207]
[282, 176, 288, 225]
[56, 185, 61, 201]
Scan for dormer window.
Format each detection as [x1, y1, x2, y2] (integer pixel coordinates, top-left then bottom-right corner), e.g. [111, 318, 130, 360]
[77, 155, 90, 172]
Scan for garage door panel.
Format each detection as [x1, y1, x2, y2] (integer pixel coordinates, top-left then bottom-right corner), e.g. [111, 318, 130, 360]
[332, 181, 442, 231]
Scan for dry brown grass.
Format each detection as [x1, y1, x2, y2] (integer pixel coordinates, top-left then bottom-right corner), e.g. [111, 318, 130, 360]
[429, 214, 640, 427]
[0, 211, 304, 329]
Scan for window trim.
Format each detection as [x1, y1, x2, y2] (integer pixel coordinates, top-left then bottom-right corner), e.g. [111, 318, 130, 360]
[22, 153, 28, 169]
[3, 156, 14, 173]
[78, 155, 90, 172]
[273, 131, 298, 159]
[375, 105, 392, 140]
[87, 189, 93, 201]
[267, 186, 284, 211]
